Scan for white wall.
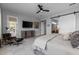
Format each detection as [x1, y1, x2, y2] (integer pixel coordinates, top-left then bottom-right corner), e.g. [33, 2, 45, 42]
[2, 9, 41, 38]
[40, 5, 79, 35]
[40, 18, 58, 35]
[76, 13, 79, 31]
[58, 14, 76, 34]
[0, 8, 1, 38]
[45, 14, 79, 35]
[41, 21, 45, 35]
[46, 19, 52, 35]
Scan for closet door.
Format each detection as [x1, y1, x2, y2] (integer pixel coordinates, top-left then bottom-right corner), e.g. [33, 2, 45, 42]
[0, 8, 2, 38]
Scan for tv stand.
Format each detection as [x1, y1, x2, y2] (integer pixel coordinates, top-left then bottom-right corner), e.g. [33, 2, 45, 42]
[21, 30, 35, 38]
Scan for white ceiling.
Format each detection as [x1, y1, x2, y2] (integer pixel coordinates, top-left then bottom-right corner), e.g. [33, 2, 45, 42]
[0, 3, 79, 20]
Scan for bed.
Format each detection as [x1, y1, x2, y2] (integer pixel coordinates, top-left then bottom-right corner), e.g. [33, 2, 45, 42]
[32, 32, 79, 55]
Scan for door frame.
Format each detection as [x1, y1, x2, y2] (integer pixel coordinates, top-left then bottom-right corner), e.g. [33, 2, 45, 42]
[7, 15, 18, 36]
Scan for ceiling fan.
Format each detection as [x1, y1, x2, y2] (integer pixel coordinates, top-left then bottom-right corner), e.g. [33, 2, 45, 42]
[36, 4, 50, 14]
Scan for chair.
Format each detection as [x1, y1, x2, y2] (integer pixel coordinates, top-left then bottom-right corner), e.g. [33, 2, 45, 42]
[2, 33, 16, 45]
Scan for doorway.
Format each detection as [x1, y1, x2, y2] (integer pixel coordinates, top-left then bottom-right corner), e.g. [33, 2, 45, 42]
[7, 16, 17, 37]
[51, 22, 59, 33]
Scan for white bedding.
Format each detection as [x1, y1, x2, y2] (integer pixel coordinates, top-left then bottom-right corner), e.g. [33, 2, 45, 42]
[33, 34, 79, 55]
[33, 34, 58, 50]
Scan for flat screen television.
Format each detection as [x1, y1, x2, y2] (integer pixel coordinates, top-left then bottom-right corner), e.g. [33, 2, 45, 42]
[22, 21, 33, 28]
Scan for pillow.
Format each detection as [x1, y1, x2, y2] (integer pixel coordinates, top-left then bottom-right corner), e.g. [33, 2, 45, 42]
[62, 32, 72, 41]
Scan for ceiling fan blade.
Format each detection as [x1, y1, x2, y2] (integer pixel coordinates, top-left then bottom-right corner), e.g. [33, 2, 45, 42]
[43, 10, 49, 12]
[38, 4, 41, 7]
[36, 10, 41, 13]
[38, 5, 43, 10]
[36, 4, 49, 13]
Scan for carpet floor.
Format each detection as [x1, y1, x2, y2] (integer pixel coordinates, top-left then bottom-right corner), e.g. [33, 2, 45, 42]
[0, 38, 36, 55]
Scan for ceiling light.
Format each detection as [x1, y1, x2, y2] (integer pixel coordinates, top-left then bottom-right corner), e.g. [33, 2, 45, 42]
[52, 22, 57, 24]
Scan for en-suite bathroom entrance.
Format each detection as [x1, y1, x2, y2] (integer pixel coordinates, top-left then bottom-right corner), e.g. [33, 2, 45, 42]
[7, 16, 17, 37]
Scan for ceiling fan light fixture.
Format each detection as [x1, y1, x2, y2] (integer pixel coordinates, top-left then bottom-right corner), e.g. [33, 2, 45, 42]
[40, 10, 43, 12]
